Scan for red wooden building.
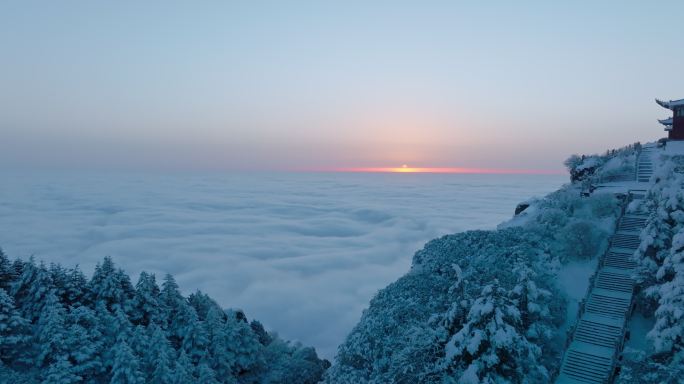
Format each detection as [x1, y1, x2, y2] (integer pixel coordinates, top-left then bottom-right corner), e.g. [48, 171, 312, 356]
[657, 98, 684, 140]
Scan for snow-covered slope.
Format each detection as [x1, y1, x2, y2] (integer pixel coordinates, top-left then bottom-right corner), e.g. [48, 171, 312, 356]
[327, 142, 684, 384]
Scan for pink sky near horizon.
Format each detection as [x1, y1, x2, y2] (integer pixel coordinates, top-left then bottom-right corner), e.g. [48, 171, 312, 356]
[314, 166, 566, 175]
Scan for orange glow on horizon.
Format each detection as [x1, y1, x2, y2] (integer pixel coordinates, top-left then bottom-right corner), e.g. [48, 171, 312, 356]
[330, 167, 564, 175]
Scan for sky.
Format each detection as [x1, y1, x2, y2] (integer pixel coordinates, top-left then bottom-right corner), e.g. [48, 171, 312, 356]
[1, 1, 683, 172]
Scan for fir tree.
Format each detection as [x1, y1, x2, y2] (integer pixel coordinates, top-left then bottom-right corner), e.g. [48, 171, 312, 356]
[444, 281, 548, 383]
[188, 290, 221, 321]
[206, 306, 235, 379]
[0, 248, 13, 291]
[110, 339, 143, 384]
[65, 266, 88, 307]
[224, 310, 262, 377]
[49, 263, 69, 306]
[0, 288, 30, 367]
[128, 325, 150, 373]
[178, 303, 208, 365]
[65, 305, 105, 381]
[197, 361, 220, 384]
[147, 324, 174, 384]
[171, 350, 194, 384]
[511, 262, 553, 342]
[88, 256, 134, 312]
[250, 320, 272, 346]
[131, 271, 161, 326]
[160, 274, 184, 324]
[10, 259, 55, 323]
[34, 292, 69, 369]
[94, 301, 120, 374]
[41, 355, 80, 384]
[648, 228, 684, 354]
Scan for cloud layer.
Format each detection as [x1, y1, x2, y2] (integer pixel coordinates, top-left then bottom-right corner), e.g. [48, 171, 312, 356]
[0, 171, 565, 358]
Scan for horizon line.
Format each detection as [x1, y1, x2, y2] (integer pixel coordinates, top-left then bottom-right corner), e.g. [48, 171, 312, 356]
[309, 167, 566, 175]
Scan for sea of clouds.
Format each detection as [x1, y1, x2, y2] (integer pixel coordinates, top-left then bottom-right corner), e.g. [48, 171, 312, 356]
[0, 171, 566, 358]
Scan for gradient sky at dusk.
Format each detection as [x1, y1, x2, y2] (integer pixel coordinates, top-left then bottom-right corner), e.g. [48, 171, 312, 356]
[2, 1, 683, 172]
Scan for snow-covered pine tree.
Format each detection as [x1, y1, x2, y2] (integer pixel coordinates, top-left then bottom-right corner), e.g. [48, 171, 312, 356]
[146, 324, 174, 384]
[160, 274, 184, 341]
[188, 290, 221, 321]
[647, 227, 684, 356]
[635, 172, 682, 289]
[160, 273, 209, 365]
[178, 302, 208, 365]
[109, 338, 144, 384]
[224, 309, 263, 378]
[65, 305, 105, 381]
[205, 305, 233, 378]
[0, 248, 13, 291]
[64, 266, 88, 308]
[250, 320, 272, 346]
[171, 350, 195, 384]
[285, 345, 330, 384]
[94, 301, 125, 375]
[34, 292, 69, 369]
[10, 259, 24, 283]
[511, 262, 553, 341]
[96, 300, 133, 371]
[40, 354, 80, 384]
[49, 263, 69, 306]
[197, 361, 220, 384]
[88, 256, 135, 313]
[444, 281, 547, 384]
[10, 259, 55, 323]
[442, 264, 471, 336]
[131, 271, 161, 326]
[113, 306, 133, 340]
[128, 325, 149, 372]
[0, 288, 30, 367]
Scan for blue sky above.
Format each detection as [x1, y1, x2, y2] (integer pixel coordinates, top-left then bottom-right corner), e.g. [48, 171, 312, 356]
[1, 1, 683, 171]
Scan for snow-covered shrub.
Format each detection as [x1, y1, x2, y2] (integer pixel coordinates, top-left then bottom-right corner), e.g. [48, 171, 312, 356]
[617, 348, 684, 384]
[589, 192, 622, 217]
[565, 155, 603, 182]
[554, 220, 605, 261]
[600, 153, 637, 180]
[534, 208, 569, 231]
[564, 143, 639, 184]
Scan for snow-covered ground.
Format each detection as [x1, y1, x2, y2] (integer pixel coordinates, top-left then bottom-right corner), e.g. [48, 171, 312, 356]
[555, 259, 597, 340]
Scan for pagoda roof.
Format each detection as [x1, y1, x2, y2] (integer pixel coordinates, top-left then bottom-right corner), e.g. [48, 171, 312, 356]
[656, 98, 684, 110]
[659, 117, 673, 130]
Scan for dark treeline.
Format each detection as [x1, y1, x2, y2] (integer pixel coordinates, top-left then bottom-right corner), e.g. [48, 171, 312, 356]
[0, 250, 329, 383]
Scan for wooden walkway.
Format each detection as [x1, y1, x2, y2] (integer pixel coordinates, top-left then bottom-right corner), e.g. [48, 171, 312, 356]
[556, 145, 656, 384]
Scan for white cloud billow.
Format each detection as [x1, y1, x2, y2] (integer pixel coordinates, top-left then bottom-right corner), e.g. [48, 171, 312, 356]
[0, 171, 565, 358]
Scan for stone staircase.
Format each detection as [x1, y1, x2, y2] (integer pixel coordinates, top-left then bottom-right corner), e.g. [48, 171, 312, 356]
[555, 205, 649, 384]
[556, 144, 656, 383]
[637, 145, 656, 182]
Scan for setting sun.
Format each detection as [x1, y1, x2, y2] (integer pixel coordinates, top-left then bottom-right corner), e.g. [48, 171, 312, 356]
[333, 166, 563, 174]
